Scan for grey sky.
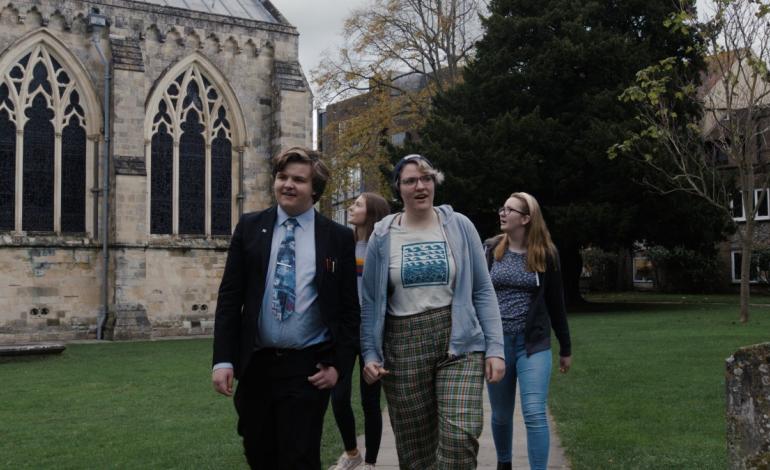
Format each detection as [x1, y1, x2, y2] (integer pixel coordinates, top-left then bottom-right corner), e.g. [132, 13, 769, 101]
[276, 0, 715, 76]
[272, 0, 369, 78]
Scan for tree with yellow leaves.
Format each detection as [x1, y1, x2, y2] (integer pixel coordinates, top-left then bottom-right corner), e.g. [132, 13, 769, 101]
[313, 0, 484, 203]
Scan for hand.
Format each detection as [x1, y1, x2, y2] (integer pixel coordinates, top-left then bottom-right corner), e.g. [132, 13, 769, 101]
[363, 361, 390, 384]
[559, 355, 572, 374]
[485, 357, 505, 383]
[212, 367, 234, 396]
[308, 364, 339, 389]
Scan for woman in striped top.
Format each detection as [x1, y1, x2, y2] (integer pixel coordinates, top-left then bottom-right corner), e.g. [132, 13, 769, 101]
[330, 192, 390, 470]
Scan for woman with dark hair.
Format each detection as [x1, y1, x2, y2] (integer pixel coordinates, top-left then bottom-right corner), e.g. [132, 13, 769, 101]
[331, 192, 390, 470]
[485, 192, 572, 470]
[360, 154, 505, 469]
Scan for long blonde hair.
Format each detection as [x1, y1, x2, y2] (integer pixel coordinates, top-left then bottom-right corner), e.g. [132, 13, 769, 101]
[493, 192, 557, 272]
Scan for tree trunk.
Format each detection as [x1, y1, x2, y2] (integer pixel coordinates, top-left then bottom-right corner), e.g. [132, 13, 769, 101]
[739, 232, 752, 323]
[559, 243, 585, 307]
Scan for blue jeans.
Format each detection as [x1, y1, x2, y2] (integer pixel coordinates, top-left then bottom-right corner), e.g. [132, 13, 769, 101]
[487, 333, 552, 469]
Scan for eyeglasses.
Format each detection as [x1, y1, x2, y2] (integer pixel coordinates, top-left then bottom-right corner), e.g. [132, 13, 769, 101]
[400, 175, 434, 187]
[498, 206, 528, 216]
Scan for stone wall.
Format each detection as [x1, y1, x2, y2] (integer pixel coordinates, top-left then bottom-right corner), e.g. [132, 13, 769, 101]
[110, 244, 227, 338]
[726, 342, 770, 469]
[0, 241, 101, 342]
[0, 0, 312, 342]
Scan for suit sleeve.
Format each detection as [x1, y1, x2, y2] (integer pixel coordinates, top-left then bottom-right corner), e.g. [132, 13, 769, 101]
[334, 226, 360, 375]
[212, 215, 247, 368]
[546, 251, 571, 357]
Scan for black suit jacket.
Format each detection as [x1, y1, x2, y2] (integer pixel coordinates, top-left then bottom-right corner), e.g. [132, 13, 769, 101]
[212, 206, 360, 380]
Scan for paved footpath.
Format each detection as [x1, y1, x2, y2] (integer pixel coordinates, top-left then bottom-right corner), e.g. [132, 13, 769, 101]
[351, 389, 570, 469]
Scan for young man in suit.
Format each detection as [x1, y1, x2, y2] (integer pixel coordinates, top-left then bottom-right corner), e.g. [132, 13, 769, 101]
[211, 147, 359, 469]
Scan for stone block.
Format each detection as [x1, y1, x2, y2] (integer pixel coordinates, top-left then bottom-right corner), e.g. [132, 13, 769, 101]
[109, 304, 152, 340]
[726, 342, 770, 469]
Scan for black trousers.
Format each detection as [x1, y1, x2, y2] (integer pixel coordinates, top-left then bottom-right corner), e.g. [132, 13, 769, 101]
[234, 347, 331, 470]
[330, 354, 382, 464]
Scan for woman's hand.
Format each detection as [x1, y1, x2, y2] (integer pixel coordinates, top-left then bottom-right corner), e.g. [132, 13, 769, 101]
[485, 357, 505, 383]
[363, 361, 390, 384]
[559, 355, 572, 373]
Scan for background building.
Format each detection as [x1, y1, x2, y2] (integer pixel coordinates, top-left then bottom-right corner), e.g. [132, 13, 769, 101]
[0, 0, 312, 342]
[319, 73, 427, 224]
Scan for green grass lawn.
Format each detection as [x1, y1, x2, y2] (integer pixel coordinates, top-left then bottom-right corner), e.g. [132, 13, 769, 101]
[549, 293, 770, 470]
[0, 339, 364, 469]
[3, 293, 767, 469]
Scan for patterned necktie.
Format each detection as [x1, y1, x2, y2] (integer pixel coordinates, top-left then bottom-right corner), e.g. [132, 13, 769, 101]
[272, 218, 298, 321]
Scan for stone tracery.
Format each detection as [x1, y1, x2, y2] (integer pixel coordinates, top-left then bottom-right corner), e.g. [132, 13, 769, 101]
[0, 44, 87, 233]
[149, 62, 233, 236]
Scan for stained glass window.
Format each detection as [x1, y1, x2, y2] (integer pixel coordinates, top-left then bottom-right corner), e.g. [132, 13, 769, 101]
[61, 115, 86, 233]
[0, 45, 91, 235]
[0, 84, 15, 230]
[23, 94, 55, 232]
[151, 123, 173, 234]
[150, 64, 235, 236]
[211, 128, 231, 235]
[178, 108, 205, 235]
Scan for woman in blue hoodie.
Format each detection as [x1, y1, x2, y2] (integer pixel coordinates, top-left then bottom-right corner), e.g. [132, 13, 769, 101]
[360, 154, 505, 469]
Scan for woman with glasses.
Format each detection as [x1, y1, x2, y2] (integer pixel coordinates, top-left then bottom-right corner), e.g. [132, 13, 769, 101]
[359, 154, 505, 469]
[485, 192, 572, 470]
[331, 192, 390, 470]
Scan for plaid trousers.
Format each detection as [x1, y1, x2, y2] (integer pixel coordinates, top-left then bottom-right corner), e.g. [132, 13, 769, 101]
[382, 305, 485, 470]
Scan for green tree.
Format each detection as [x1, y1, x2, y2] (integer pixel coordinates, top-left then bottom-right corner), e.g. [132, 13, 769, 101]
[416, 0, 730, 304]
[610, 0, 770, 322]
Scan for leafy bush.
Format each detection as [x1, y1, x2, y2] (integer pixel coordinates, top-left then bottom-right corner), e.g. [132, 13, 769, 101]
[581, 247, 619, 291]
[645, 245, 723, 293]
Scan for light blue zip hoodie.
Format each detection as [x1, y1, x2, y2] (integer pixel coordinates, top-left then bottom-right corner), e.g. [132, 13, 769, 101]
[360, 204, 504, 366]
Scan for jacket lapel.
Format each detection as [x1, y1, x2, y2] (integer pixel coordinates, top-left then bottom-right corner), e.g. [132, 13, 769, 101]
[254, 207, 278, 315]
[314, 210, 328, 289]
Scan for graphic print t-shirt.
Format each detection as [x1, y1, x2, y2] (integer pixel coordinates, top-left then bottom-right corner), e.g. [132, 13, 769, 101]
[387, 220, 455, 316]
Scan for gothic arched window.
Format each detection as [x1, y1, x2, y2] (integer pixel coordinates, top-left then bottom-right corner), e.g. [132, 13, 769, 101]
[0, 83, 15, 230]
[149, 65, 233, 236]
[0, 45, 89, 234]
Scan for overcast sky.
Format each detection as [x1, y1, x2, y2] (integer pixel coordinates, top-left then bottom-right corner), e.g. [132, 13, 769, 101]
[276, 0, 714, 78]
[272, 0, 369, 78]
[274, 0, 714, 143]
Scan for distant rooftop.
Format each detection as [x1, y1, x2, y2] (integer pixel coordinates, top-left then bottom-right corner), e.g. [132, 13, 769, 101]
[136, 0, 282, 24]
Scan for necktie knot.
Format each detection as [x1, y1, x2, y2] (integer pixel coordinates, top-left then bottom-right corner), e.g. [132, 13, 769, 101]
[284, 218, 298, 231]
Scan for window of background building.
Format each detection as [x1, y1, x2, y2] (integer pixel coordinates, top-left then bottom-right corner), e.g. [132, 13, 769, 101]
[330, 165, 362, 227]
[731, 189, 770, 222]
[390, 131, 410, 147]
[731, 251, 763, 283]
[633, 256, 654, 283]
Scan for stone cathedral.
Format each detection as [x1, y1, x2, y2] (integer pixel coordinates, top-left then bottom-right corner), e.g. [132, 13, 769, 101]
[0, 0, 313, 342]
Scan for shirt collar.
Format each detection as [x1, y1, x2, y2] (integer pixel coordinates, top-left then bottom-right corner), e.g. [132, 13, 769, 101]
[277, 205, 315, 229]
